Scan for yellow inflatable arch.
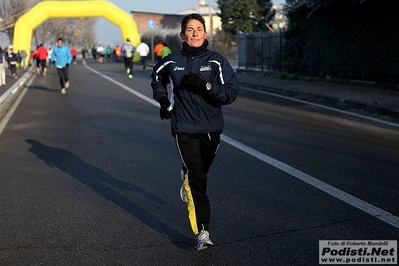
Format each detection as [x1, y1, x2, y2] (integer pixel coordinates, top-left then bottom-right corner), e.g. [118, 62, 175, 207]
[13, 1, 140, 62]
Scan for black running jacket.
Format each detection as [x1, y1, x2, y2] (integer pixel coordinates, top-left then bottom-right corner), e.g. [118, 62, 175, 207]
[151, 49, 239, 135]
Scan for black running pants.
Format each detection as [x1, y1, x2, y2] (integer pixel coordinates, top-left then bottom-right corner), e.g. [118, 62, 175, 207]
[56, 67, 69, 89]
[124, 57, 133, 75]
[176, 132, 220, 235]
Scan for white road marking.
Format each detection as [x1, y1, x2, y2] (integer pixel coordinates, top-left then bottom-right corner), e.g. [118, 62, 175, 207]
[221, 134, 399, 229]
[84, 65, 159, 107]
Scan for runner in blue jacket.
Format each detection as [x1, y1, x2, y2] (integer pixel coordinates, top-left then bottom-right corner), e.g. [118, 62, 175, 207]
[151, 13, 239, 251]
[51, 38, 72, 94]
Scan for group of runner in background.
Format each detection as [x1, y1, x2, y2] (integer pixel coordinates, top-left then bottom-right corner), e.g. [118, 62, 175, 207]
[0, 39, 163, 85]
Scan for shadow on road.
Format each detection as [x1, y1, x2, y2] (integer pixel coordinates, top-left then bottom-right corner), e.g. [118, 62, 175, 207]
[27, 85, 59, 92]
[26, 139, 193, 249]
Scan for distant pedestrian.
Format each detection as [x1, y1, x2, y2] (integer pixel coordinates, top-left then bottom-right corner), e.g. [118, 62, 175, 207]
[30, 48, 37, 67]
[136, 40, 150, 69]
[36, 44, 48, 76]
[81, 46, 87, 64]
[160, 43, 172, 59]
[51, 38, 72, 94]
[70, 46, 78, 65]
[114, 45, 121, 62]
[33, 46, 42, 74]
[121, 38, 135, 78]
[17, 51, 21, 68]
[106, 45, 113, 62]
[96, 44, 105, 63]
[6, 45, 19, 79]
[20, 49, 27, 69]
[91, 46, 97, 62]
[0, 46, 7, 86]
[153, 42, 164, 61]
[48, 48, 54, 68]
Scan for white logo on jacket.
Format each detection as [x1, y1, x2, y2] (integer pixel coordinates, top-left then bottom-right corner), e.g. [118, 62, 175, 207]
[200, 65, 211, 71]
[174, 66, 185, 71]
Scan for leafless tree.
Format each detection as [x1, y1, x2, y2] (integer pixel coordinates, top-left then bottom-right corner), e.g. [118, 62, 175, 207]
[0, 0, 34, 43]
[0, 0, 97, 49]
[35, 17, 97, 48]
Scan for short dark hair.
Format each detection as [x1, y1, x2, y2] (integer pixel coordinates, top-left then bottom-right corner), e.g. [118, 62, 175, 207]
[181, 13, 206, 34]
[57, 37, 63, 42]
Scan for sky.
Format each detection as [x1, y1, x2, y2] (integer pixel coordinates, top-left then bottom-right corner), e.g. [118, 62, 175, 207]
[95, 0, 286, 46]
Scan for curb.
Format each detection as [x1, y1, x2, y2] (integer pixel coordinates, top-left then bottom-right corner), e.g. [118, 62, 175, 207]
[0, 68, 35, 122]
[237, 81, 399, 120]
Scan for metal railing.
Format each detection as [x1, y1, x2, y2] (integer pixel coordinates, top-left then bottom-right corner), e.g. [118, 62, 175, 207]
[238, 31, 283, 72]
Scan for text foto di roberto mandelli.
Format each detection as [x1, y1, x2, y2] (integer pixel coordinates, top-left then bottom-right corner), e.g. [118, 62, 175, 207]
[319, 240, 397, 265]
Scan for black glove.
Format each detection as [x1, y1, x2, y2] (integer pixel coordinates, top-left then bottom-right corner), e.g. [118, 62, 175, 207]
[184, 72, 207, 92]
[66, 63, 69, 67]
[158, 97, 172, 120]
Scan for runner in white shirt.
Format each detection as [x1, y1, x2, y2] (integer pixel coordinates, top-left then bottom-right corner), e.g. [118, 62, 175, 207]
[136, 40, 150, 70]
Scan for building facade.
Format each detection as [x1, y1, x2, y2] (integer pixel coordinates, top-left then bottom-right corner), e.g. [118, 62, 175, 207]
[131, 0, 221, 37]
[131, 12, 184, 35]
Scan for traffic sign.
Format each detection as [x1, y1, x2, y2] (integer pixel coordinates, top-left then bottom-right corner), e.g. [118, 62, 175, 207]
[148, 20, 155, 30]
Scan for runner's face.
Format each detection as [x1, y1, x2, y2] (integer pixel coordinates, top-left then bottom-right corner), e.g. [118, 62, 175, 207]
[181, 19, 207, 48]
[57, 40, 63, 47]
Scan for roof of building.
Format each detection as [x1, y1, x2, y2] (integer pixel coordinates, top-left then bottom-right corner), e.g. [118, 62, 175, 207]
[176, 0, 220, 15]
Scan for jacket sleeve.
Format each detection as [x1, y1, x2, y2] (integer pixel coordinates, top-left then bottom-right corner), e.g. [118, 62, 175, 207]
[67, 49, 73, 64]
[151, 61, 170, 102]
[50, 49, 55, 62]
[205, 56, 239, 105]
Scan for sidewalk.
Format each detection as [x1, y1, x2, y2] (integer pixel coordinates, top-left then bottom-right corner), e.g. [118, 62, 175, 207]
[236, 69, 399, 121]
[0, 67, 32, 95]
[0, 67, 35, 122]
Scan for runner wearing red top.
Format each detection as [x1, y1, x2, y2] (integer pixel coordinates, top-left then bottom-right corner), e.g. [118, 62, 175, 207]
[71, 46, 77, 65]
[36, 44, 48, 76]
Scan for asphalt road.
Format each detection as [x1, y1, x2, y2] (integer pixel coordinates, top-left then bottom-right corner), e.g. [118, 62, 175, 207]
[0, 62, 398, 265]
